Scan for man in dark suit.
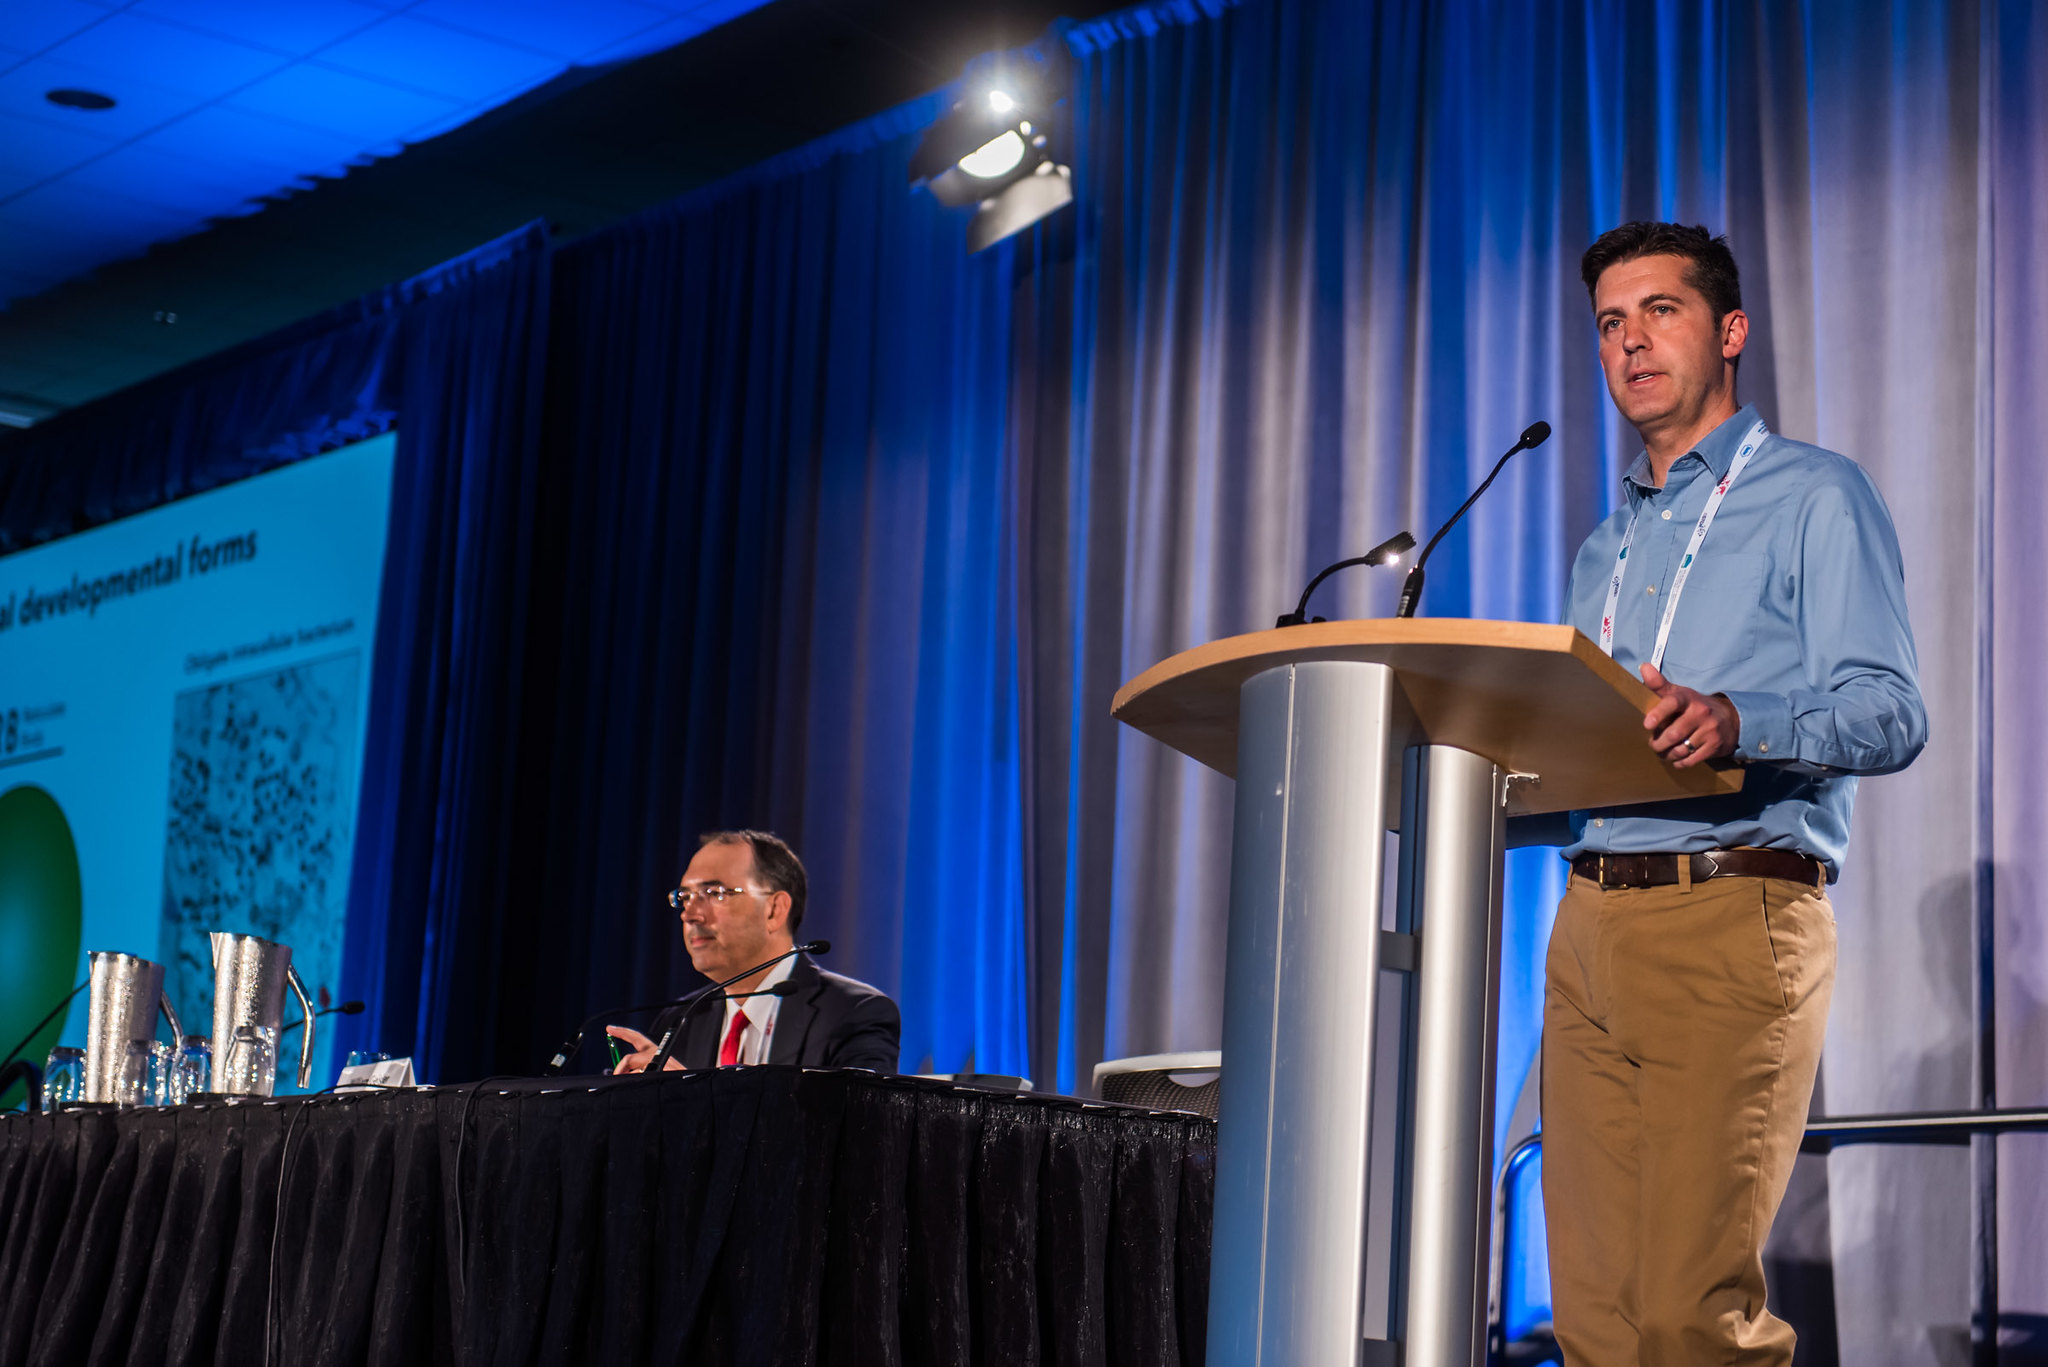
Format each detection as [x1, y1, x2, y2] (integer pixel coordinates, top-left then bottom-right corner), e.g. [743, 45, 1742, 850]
[607, 829, 899, 1073]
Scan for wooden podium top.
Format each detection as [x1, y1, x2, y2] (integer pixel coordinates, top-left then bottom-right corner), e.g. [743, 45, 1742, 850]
[1112, 619, 1743, 816]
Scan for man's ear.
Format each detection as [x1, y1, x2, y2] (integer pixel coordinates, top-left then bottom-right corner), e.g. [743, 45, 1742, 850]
[768, 889, 793, 934]
[1721, 308, 1749, 361]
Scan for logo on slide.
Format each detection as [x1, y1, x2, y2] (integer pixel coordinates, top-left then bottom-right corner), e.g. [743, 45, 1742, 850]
[0, 786, 84, 1101]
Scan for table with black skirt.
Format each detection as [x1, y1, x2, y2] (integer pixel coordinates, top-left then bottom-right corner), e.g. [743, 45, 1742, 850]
[0, 1068, 1215, 1367]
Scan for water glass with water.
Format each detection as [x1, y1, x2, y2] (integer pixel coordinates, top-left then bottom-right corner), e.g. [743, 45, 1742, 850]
[222, 1024, 278, 1096]
[42, 1047, 84, 1113]
[146, 1041, 178, 1105]
[117, 1040, 152, 1107]
[173, 1036, 212, 1103]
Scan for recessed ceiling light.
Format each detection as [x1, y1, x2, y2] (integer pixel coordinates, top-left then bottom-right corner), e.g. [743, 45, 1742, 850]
[46, 89, 117, 111]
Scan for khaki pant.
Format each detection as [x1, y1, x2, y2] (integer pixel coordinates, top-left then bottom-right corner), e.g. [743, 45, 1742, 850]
[1541, 870, 1836, 1367]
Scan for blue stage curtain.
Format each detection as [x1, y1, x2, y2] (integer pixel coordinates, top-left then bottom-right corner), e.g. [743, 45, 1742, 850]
[330, 225, 553, 1083]
[521, 96, 1033, 1083]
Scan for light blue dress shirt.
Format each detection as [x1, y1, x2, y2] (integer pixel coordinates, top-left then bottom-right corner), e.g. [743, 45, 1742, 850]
[1553, 403, 1926, 881]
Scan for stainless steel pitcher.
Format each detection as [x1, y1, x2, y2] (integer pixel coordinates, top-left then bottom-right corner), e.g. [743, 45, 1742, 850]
[209, 931, 315, 1095]
[83, 951, 182, 1104]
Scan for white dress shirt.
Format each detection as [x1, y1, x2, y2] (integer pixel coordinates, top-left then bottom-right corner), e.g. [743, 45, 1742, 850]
[717, 952, 797, 1065]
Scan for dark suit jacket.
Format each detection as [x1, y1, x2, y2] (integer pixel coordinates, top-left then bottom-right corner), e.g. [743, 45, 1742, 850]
[649, 955, 900, 1073]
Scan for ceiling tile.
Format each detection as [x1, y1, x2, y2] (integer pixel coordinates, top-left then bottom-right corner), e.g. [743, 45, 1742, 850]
[407, 0, 678, 62]
[0, 108, 119, 180]
[0, 55, 198, 145]
[317, 17, 565, 103]
[0, 180, 202, 242]
[581, 11, 721, 63]
[225, 62, 465, 143]
[130, 0, 392, 60]
[140, 103, 374, 176]
[0, 1, 121, 59]
[54, 140, 295, 216]
[42, 11, 291, 100]
[683, 0, 774, 28]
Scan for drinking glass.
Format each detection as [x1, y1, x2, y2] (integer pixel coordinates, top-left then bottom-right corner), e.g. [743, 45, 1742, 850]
[42, 1047, 84, 1113]
[173, 1036, 212, 1103]
[117, 1040, 152, 1107]
[147, 1041, 177, 1105]
[221, 1024, 278, 1096]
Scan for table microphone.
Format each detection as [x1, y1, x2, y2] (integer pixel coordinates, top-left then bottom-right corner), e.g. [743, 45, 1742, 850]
[1394, 420, 1551, 619]
[541, 981, 803, 1076]
[641, 940, 830, 1075]
[544, 995, 697, 1075]
[1276, 531, 1416, 627]
[278, 1000, 365, 1037]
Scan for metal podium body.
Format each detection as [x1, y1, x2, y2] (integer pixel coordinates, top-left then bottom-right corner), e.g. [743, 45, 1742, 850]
[1111, 621, 1743, 1367]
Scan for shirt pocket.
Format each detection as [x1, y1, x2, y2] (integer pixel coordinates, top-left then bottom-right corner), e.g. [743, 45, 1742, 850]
[1659, 551, 1765, 673]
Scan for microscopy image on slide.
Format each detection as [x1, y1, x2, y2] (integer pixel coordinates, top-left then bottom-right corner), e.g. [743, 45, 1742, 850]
[159, 652, 361, 1084]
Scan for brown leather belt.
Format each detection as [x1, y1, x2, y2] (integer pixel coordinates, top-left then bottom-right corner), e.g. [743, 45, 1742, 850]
[1571, 850, 1823, 890]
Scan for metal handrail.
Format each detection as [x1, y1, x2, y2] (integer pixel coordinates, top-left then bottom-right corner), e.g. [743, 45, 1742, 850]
[1486, 1108, 2048, 1361]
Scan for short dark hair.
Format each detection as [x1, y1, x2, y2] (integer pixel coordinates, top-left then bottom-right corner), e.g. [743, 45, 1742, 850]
[698, 829, 809, 934]
[1580, 221, 1743, 325]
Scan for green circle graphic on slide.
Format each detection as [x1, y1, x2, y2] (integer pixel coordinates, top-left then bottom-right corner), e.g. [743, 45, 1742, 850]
[0, 786, 84, 1106]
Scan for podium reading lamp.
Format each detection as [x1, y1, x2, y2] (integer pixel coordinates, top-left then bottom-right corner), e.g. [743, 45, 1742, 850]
[1112, 620, 1740, 1367]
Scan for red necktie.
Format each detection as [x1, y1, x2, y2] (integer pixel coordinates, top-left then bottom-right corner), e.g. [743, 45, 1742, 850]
[718, 1006, 751, 1067]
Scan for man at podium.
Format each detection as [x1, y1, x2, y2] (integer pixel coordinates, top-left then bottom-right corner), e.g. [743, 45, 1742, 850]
[1538, 222, 1926, 1367]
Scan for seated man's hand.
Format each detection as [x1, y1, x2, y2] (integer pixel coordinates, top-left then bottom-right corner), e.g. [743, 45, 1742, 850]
[1640, 662, 1740, 770]
[607, 1025, 682, 1074]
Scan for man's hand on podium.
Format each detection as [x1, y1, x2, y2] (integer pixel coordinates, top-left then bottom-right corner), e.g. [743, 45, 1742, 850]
[607, 1025, 682, 1074]
[1639, 662, 1741, 770]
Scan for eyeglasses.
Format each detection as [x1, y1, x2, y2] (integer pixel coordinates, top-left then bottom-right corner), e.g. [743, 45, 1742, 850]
[667, 883, 770, 910]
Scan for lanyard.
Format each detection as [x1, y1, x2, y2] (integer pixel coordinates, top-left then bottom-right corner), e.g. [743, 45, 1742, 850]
[1598, 418, 1769, 669]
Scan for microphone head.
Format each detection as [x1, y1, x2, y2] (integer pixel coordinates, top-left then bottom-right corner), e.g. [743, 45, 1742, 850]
[338, 1000, 367, 1015]
[798, 939, 830, 955]
[1519, 420, 1552, 450]
[1364, 530, 1417, 566]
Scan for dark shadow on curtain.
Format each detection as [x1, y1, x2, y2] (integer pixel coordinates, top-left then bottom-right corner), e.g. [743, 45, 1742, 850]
[332, 225, 553, 1084]
[499, 98, 1029, 1084]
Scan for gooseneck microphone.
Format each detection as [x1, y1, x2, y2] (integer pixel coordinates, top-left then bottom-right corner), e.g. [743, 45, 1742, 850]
[641, 939, 830, 1076]
[545, 997, 691, 1075]
[1276, 531, 1417, 627]
[1394, 420, 1551, 619]
[541, 981, 803, 1075]
[279, 1000, 366, 1038]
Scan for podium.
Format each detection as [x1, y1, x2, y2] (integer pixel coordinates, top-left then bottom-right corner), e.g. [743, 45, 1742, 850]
[1112, 620, 1741, 1367]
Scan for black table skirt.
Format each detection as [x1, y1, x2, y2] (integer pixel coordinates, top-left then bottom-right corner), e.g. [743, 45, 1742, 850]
[0, 1069, 1214, 1367]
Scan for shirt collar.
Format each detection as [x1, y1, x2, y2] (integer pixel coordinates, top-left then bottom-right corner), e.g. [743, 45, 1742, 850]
[724, 949, 799, 1017]
[1622, 402, 1762, 500]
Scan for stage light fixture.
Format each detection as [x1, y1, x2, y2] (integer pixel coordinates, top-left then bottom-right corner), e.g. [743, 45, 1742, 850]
[912, 74, 1073, 253]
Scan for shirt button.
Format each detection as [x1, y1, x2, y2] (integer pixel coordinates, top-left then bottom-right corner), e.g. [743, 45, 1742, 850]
[1593, 818, 1605, 828]
[1759, 742, 1770, 753]
[1647, 585, 1657, 595]
[1661, 509, 1673, 520]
